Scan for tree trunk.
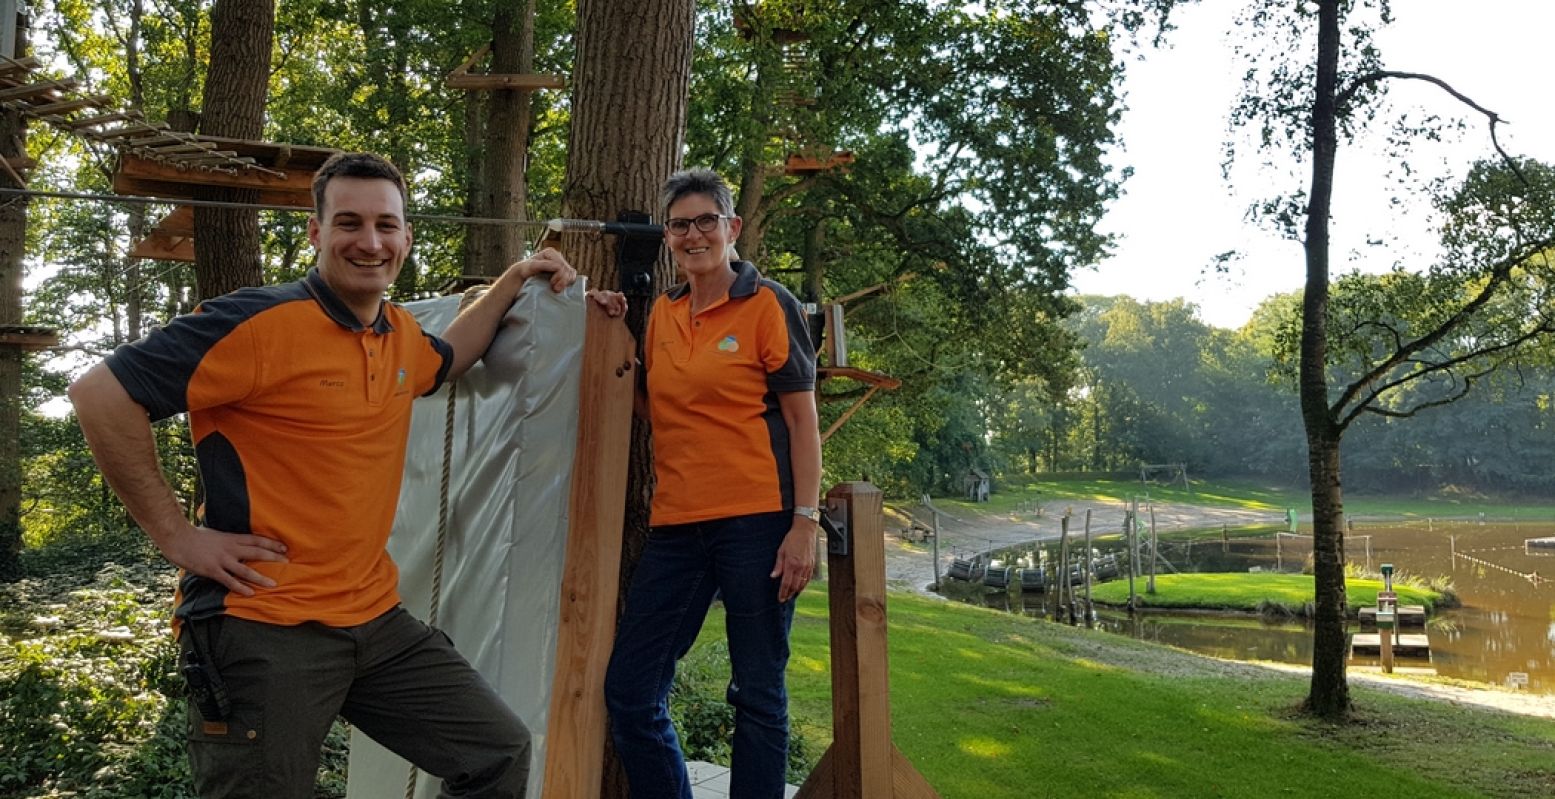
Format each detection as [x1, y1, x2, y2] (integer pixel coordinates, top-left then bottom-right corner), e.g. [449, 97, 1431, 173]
[465, 0, 537, 277]
[0, 12, 27, 579]
[1300, 0, 1351, 720]
[561, 0, 693, 794]
[193, 0, 274, 301]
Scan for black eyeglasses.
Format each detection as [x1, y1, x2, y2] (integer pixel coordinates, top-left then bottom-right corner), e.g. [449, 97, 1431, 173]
[665, 213, 731, 236]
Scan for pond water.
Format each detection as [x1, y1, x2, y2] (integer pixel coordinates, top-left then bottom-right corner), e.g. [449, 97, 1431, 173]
[938, 521, 1555, 694]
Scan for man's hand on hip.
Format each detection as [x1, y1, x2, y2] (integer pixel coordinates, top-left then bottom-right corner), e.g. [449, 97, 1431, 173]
[159, 523, 289, 597]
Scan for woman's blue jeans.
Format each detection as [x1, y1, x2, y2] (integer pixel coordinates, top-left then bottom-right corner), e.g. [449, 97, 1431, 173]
[605, 510, 796, 799]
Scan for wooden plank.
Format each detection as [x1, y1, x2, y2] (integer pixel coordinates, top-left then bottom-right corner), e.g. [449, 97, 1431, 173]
[25, 94, 113, 116]
[116, 152, 309, 190]
[0, 329, 61, 350]
[148, 205, 196, 236]
[1358, 605, 1426, 627]
[445, 73, 567, 91]
[129, 233, 195, 262]
[1349, 633, 1431, 657]
[539, 303, 636, 799]
[66, 110, 139, 129]
[113, 173, 315, 209]
[792, 746, 834, 799]
[0, 56, 44, 77]
[818, 365, 901, 389]
[0, 79, 76, 101]
[891, 745, 942, 799]
[823, 486, 862, 799]
[820, 385, 880, 444]
[849, 484, 893, 799]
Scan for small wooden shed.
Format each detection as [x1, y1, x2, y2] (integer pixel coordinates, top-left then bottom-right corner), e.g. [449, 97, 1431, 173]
[964, 467, 991, 502]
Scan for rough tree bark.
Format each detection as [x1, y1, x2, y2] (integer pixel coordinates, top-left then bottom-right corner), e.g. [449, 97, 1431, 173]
[0, 11, 27, 579]
[192, 0, 274, 301]
[464, 0, 537, 277]
[1300, 0, 1350, 719]
[559, 0, 694, 794]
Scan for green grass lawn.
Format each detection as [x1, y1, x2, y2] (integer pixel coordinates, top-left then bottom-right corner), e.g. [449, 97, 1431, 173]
[1086, 572, 1441, 614]
[691, 585, 1554, 798]
[936, 476, 1555, 522]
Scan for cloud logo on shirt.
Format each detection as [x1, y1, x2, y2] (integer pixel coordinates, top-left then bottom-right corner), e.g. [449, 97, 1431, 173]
[397, 368, 407, 386]
[717, 335, 739, 353]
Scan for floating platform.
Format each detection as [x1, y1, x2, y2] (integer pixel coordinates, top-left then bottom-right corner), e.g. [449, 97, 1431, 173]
[1358, 605, 1427, 627]
[1350, 633, 1431, 657]
[1350, 664, 1438, 678]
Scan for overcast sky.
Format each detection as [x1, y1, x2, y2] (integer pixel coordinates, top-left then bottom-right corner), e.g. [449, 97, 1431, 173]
[1073, 0, 1555, 329]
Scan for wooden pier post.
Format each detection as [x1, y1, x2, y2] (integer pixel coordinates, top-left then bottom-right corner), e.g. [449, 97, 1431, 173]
[1083, 509, 1093, 628]
[929, 505, 941, 590]
[1126, 508, 1138, 612]
[1058, 513, 1071, 623]
[1147, 504, 1158, 595]
[796, 482, 940, 799]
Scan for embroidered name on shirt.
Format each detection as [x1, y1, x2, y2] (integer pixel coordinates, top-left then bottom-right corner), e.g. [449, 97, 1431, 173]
[319, 379, 346, 388]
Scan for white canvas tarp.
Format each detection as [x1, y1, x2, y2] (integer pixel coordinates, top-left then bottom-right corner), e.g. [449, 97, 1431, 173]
[346, 280, 586, 799]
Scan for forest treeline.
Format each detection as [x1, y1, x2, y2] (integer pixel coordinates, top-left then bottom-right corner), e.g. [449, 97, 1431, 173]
[13, 0, 1555, 558]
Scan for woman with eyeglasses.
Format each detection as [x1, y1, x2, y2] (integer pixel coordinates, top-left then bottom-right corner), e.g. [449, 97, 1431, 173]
[604, 168, 822, 799]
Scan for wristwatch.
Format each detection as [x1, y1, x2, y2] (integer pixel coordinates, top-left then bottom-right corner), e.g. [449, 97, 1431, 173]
[794, 505, 822, 524]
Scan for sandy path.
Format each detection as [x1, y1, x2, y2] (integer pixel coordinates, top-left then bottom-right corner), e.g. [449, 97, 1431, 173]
[882, 496, 1277, 595]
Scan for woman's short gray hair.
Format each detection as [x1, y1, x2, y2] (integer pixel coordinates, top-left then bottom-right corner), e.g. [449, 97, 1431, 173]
[660, 168, 735, 218]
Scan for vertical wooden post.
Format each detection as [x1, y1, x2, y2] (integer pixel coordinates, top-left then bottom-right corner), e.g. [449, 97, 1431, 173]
[540, 306, 636, 798]
[1222, 524, 1228, 554]
[798, 482, 940, 799]
[1126, 509, 1137, 612]
[1056, 514, 1070, 622]
[1147, 504, 1158, 595]
[929, 507, 941, 590]
[1082, 509, 1093, 628]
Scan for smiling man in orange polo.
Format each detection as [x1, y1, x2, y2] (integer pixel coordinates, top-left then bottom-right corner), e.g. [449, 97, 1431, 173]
[67, 153, 615, 799]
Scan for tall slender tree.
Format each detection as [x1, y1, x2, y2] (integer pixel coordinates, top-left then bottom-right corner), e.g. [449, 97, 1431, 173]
[1233, 0, 1555, 718]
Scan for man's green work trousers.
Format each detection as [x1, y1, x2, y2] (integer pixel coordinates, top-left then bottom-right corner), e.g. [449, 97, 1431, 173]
[180, 606, 530, 798]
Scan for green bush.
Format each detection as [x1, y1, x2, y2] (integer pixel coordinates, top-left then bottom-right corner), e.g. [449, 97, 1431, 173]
[0, 562, 190, 797]
[668, 639, 814, 785]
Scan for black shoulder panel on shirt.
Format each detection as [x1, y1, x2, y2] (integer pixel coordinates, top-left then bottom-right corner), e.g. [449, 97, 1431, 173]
[104, 282, 311, 422]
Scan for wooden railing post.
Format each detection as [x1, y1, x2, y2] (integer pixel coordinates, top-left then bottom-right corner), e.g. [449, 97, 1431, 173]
[797, 481, 940, 799]
[540, 304, 636, 798]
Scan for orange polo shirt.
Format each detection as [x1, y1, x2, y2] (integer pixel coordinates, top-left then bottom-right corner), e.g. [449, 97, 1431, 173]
[645, 261, 816, 526]
[105, 269, 451, 629]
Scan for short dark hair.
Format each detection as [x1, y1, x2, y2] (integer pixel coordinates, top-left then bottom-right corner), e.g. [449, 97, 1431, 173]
[659, 168, 735, 218]
[312, 152, 409, 217]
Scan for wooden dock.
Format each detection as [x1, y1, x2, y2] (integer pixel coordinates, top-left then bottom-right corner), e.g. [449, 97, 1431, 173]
[1350, 633, 1431, 657]
[1358, 605, 1426, 627]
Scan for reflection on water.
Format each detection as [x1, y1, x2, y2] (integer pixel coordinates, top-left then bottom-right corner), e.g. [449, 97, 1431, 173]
[936, 521, 1555, 695]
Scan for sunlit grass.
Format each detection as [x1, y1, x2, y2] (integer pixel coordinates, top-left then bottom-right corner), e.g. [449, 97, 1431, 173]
[686, 584, 1552, 798]
[1087, 572, 1441, 614]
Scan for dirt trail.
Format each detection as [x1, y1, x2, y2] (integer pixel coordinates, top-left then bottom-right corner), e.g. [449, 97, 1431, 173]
[878, 495, 1555, 720]
[882, 496, 1277, 595]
